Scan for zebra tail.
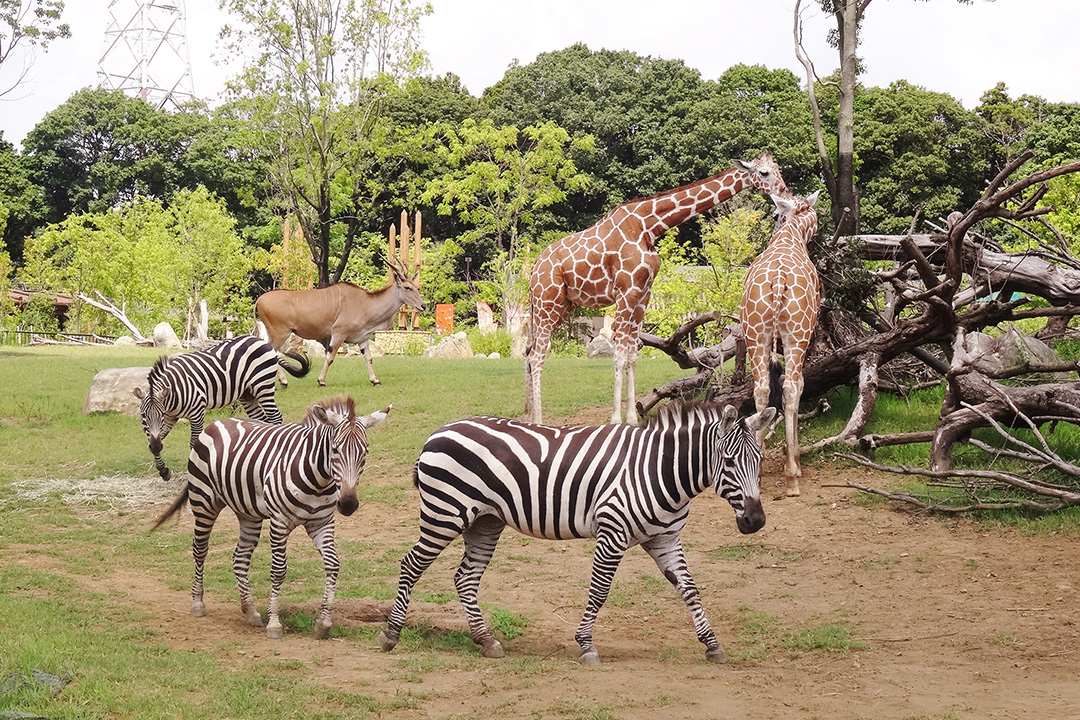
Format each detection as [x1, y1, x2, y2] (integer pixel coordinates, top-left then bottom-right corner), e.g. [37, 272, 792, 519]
[279, 351, 311, 378]
[152, 481, 191, 530]
[768, 359, 784, 412]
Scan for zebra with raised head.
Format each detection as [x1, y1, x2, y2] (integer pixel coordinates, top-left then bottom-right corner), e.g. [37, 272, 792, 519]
[133, 334, 309, 480]
[153, 396, 390, 640]
[379, 401, 776, 665]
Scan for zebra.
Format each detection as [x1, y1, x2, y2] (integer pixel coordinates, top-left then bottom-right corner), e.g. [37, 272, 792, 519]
[133, 334, 309, 481]
[153, 396, 390, 640]
[378, 401, 776, 665]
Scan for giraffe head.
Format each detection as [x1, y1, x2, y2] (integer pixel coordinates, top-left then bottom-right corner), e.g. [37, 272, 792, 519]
[771, 191, 820, 240]
[732, 151, 790, 199]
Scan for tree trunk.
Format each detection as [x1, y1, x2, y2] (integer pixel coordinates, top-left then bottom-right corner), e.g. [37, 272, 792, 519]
[831, 0, 862, 236]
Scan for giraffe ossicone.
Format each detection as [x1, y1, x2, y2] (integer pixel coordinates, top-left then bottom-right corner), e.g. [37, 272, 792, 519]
[525, 152, 791, 425]
[740, 190, 821, 496]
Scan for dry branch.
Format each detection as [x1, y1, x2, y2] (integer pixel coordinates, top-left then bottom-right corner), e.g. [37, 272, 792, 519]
[76, 291, 152, 345]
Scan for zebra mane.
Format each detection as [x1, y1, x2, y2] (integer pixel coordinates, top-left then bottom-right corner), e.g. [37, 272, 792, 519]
[304, 395, 356, 422]
[146, 356, 170, 395]
[644, 399, 725, 429]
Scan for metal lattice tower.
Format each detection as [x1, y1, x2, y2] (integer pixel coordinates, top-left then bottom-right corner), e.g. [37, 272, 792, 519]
[98, 0, 195, 110]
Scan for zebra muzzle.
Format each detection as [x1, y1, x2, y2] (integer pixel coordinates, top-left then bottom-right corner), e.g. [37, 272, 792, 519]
[736, 496, 766, 535]
[337, 491, 359, 516]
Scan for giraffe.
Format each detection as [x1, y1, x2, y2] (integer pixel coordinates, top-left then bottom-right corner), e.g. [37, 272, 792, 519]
[740, 191, 821, 496]
[525, 152, 790, 426]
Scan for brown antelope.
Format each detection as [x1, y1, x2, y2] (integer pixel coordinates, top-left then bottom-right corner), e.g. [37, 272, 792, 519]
[256, 258, 424, 387]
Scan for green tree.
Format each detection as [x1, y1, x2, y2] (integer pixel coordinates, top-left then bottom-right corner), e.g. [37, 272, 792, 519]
[422, 118, 593, 321]
[0, 134, 44, 264]
[19, 188, 252, 337]
[22, 89, 215, 224]
[0, 0, 69, 97]
[220, 0, 430, 287]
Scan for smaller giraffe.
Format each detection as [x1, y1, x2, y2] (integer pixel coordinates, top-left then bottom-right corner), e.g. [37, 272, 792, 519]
[740, 191, 821, 496]
[525, 153, 791, 426]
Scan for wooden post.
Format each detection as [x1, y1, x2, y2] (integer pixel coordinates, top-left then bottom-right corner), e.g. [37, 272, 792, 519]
[388, 211, 423, 330]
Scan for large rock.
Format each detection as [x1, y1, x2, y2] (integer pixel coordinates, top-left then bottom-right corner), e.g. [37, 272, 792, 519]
[422, 331, 474, 359]
[83, 367, 151, 416]
[153, 322, 182, 349]
[586, 336, 615, 359]
[965, 328, 1069, 381]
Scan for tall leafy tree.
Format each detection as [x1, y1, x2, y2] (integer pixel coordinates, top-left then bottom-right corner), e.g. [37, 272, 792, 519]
[22, 89, 215, 224]
[794, 0, 977, 234]
[423, 118, 593, 320]
[0, 134, 44, 264]
[220, 0, 430, 287]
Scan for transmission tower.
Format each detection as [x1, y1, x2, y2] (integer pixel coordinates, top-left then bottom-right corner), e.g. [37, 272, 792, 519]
[98, 0, 195, 110]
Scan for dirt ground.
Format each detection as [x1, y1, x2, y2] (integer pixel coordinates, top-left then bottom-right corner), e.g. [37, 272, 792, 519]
[52, 440, 1080, 719]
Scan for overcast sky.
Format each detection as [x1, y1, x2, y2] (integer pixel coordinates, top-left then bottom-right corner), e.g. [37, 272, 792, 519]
[1, 0, 1075, 149]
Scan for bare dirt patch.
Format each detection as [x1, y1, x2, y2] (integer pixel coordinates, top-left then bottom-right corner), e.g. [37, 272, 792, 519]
[15, 448, 1080, 719]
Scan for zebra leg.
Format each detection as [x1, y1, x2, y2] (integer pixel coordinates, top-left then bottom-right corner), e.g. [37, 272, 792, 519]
[575, 530, 628, 665]
[306, 518, 338, 640]
[455, 515, 506, 658]
[641, 534, 725, 663]
[189, 501, 224, 618]
[380, 524, 461, 652]
[233, 517, 265, 627]
[153, 452, 171, 482]
[265, 519, 293, 639]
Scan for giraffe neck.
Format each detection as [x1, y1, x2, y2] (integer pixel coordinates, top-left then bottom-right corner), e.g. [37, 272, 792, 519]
[771, 210, 817, 250]
[628, 168, 752, 240]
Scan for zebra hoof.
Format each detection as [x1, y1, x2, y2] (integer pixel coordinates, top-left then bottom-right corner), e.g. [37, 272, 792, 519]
[318, 380, 326, 388]
[190, 601, 206, 617]
[578, 649, 601, 666]
[245, 613, 264, 628]
[371, 379, 381, 386]
[314, 621, 331, 640]
[481, 640, 504, 659]
[266, 623, 284, 639]
[705, 647, 727, 664]
[159, 468, 171, 482]
[378, 630, 399, 652]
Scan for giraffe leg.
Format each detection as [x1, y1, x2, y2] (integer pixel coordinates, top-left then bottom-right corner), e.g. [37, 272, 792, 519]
[641, 534, 725, 663]
[380, 513, 465, 652]
[306, 517, 339, 639]
[265, 519, 294, 639]
[609, 300, 643, 425]
[232, 517, 265, 627]
[782, 344, 810, 495]
[454, 515, 506, 658]
[575, 529, 628, 665]
[524, 296, 567, 424]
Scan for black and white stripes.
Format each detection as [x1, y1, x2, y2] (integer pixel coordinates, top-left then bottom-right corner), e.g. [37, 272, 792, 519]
[154, 396, 389, 639]
[379, 402, 775, 664]
[134, 335, 308, 480]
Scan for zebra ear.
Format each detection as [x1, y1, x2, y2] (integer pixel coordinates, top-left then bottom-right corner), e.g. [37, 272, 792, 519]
[133, 387, 145, 399]
[159, 386, 171, 403]
[310, 404, 335, 427]
[719, 404, 738, 432]
[744, 407, 778, 433]
[359, 404, 391, 428]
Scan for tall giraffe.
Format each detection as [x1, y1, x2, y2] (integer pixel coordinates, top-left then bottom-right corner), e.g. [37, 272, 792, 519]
[525, 152, 790, 425]
[740, 191, 821, 496]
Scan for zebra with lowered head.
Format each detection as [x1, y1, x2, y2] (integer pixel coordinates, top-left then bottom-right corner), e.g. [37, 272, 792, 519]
[134, 334, 309, 480]
[153, 396, 390, 640]
[379, 401, 776, 665]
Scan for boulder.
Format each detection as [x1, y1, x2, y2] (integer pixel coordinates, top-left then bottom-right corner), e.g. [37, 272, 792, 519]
[586, 336, 615, 359]
[422, 331, 474, 359]
[113, 336, 137, 347]
[152, 322, 182, 349]
[965, 328, 1069, 381]
[83, 367, 151, 416]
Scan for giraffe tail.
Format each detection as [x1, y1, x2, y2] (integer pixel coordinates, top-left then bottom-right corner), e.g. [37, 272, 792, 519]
[768, 359, 784, 412]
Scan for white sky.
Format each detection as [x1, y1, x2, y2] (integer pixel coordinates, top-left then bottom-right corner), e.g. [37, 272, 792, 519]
[1, 0, 1076, 149]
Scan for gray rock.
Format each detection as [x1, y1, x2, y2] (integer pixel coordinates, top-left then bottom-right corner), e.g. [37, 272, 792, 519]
[422, 331, 474, 359]
[966, 328, 1069, 381]
[113, 335, 137, 346]
[83, 367, 151, 416]
[586, 336, 615, 359]
[152, 322, 182, 349]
